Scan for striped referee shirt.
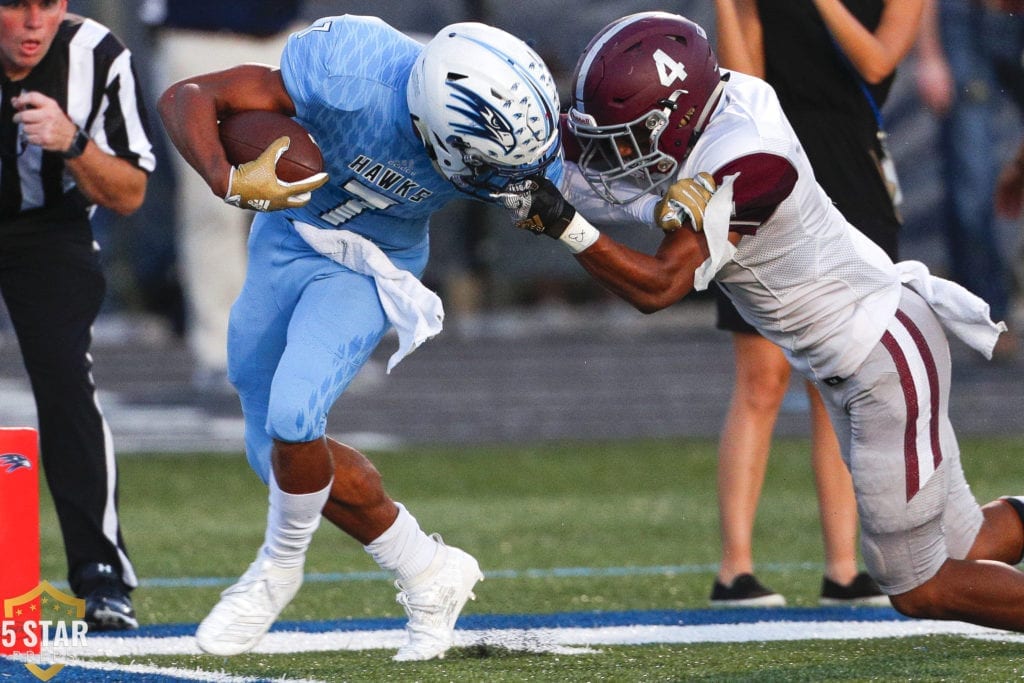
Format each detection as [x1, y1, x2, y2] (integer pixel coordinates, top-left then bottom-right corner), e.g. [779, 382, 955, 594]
[0, 14, 156, 237]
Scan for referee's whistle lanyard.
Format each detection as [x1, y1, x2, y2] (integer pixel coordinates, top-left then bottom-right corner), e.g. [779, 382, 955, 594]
[830, 34, 904, 208]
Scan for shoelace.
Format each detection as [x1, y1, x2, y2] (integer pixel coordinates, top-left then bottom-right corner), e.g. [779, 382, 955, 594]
[395, 584, 444, 615]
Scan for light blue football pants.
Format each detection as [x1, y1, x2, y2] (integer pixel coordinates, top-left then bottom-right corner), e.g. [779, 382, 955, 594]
[227, 212, 428, 482]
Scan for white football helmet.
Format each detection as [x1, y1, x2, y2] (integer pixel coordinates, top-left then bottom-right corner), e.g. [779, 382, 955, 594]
[407, 22, 561, 198]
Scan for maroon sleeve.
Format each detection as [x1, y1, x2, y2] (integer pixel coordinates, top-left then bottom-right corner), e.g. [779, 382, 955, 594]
[713, 153, 797, 235]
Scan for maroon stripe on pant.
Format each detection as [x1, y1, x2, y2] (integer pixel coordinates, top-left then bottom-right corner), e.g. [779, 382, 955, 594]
[895, 309, 943, 472]
[880, 329, 921, 501]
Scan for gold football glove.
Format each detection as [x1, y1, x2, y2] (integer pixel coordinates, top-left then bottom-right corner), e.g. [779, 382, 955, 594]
[656, 172, 717, 232]
[224, 136, 328, 212]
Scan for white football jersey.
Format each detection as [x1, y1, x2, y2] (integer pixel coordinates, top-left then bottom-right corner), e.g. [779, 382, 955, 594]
[565, 70, 906, 382]
[682, 71, 903, 381]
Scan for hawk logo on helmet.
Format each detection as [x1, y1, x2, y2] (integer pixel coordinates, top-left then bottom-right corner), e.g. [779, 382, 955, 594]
[408, 21, 561, 198]
[448, 82, 516, 154]
[0, 453, 31, 473]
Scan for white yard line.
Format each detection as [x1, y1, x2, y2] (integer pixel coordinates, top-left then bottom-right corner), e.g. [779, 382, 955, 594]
[43, 618, 1024, 660]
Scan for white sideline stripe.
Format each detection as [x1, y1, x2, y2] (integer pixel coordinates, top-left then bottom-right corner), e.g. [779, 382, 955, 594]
[53, 620, 1024, 660]
[55, 561, 824, 590]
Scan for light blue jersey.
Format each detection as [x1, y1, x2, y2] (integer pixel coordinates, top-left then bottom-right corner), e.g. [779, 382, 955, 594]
[280, 15, 459, 252]
[228, 15, 561, 481]
[231, 16, 454, 480]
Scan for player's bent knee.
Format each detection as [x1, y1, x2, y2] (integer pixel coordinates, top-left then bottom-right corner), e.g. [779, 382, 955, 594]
[888, 590, 934, 619]
[266, 402, 325, 445]
[889, 574, 953, 621]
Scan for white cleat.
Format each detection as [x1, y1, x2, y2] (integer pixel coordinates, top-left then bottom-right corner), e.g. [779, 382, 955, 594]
[392, 535, 483, 662]
[196, 549, 303, 656]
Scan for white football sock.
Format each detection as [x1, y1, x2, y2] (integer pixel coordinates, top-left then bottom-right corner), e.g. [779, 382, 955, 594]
[363, 503, 439, 582]
[263, 473, 331, 569]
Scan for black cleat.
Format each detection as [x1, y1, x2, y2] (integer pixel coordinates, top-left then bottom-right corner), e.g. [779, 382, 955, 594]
[819, 571, 889, 606]
[84, 581, 138, 631]
[709, 573, 786, 607]
[77, 563, 139, 631]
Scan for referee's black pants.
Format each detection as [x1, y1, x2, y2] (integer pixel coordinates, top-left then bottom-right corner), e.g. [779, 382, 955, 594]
[0, 230, 135, 596]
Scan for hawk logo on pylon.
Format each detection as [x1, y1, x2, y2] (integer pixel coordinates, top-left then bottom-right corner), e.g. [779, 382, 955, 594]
[0, 453, 31, 473]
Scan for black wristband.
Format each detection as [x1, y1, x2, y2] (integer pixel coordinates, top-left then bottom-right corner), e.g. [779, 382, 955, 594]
[61, 126, 89, 160]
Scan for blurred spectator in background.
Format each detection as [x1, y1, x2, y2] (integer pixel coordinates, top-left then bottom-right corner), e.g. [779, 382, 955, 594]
[983, 4, 1024, 303]
[985, 0, 1024, 218]
[915, 0, 1024, 360]
[139, 0, 305, 390]
[0, 0, 155, 629]
[997, 137, 1024, 218]
[711, 0, 922, 607]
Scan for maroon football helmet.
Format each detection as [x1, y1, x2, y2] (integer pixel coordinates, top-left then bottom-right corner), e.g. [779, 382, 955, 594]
[568, 12, 725, 204]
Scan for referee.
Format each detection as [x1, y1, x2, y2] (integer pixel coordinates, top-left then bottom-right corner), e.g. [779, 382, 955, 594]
[0, 1, 155, 630]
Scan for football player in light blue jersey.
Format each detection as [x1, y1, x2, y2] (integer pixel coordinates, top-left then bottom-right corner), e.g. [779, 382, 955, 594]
[158, 16, 561, 661]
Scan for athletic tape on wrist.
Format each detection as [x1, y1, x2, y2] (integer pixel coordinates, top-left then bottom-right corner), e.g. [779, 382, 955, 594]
[558, 213, 600, 254]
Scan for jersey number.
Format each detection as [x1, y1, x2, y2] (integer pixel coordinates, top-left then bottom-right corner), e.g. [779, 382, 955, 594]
[653, 49, 688, 88]
[319, 180, 397, 226]
[296, 19, 333, 39]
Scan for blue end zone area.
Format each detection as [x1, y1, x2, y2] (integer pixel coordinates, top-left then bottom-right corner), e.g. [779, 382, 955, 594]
[0, 661, 206, 683]
[0, 606, 908, 681]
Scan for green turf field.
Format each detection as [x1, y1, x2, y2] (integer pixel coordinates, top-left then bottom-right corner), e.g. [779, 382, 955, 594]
[34, 436, 1024, 681]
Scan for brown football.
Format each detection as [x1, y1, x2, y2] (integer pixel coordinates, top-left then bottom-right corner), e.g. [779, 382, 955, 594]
[219, 110, 323, 183]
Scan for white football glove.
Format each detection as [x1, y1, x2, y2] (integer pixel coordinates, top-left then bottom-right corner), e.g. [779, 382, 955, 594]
[656, 172, 717, 232]
[224, 136, 328, 212]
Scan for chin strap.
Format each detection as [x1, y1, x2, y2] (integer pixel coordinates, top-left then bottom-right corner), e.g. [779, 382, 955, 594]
[682, 74, 728, 161]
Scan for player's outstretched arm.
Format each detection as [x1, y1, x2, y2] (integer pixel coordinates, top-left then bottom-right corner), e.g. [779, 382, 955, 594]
[500, 175, 716, 314]
[575, 229, 711, 314]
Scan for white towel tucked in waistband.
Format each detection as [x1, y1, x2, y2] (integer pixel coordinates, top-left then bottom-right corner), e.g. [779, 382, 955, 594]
[293, 221, 444, 373]
[896, 260, 1007, 359]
